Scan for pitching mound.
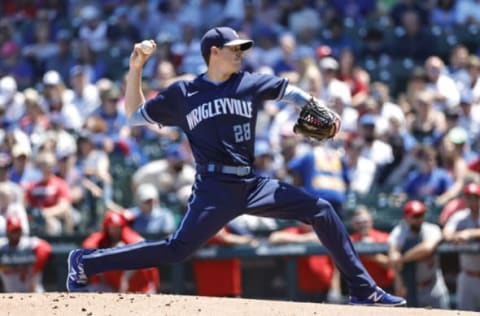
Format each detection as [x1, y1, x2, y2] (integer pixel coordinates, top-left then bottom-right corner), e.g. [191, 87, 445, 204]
[1, 293, 477, 316]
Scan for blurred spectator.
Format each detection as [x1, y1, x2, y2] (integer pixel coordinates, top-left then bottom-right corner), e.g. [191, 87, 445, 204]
[69, 65, 101, 121]
[350, 206, 395, 291]
[343, 137, 377, 195]
[268, 104, 301, 153]
[53, 146, 84, 221]
[253, 138, 277, 178]
[408, 90, 446, 145]
[268, 223, 336, 303]
[295, 56, 322, 97]
[388, 10, 435, 61]
[374, 133, 417, 193]
[447, 44, 470, 91]
[454, 0, 480, 25]
[390, 0, 429, 26]
[151, 60, 178, 91]
[0, 153, 23, 204]
[287, 144, 348, 218]
[45, 29, 76, 84]
[8, 143, 39, 186]
[370, 82, 407, 135]
[424, 56, 460, 110]
[82, 211, 159, 293]
[0, 18, 16, 47]
[41, 71, 82, 132]
[443, 182, 480, 311]
[272, 32, 298, 76]
[75, 41, 107, 82]
[76, 131, 112, 218]
[457, 94, 480, 146]
[359, 27, 389, 59]
[0, 76, 25, 126]
[131, 142, 195, 198]
[18, 88, 49, 145]
[0, 183, 29, 236]
[128, 0, 163, 39]
[467, 55, 480, 103]
[193, 225, 257, 297]
[91, 85, 128, 139]
[388, 200, 450, 308]
[401, 144, 453, 204]
[21, 20, 57, 71]
[0, 41, 34, 89]
[338, 48, 369, 100]
[438, 180, 480, 226]
[229, 213, 279, 235]
[156, 0, 194, 45]
[249, 27, 281, 69]
[330, 0, 376, 22]
[107, 6, 141, 52]
[24, 151, 75, 235]
[0, 215, 51, 292]
[124, 183, 176, 236]
[143, 33, 176, 80]
[287, 0, 321, 41]
[398, 66, 428, 115]
[150, 60, 195, 92]
[321, 16, 357, 59]
[436, 127, 474, 205]
[318, 57, 351, 107]
[78, 5, 108, 54]
[357, 114, 394, 166]
[430, 0, 457, 29]
[444, 106, 463, 133]
[41, 69, 73, 101]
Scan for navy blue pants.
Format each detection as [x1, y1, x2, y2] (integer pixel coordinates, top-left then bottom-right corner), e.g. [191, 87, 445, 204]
[83, 174, 376, 297]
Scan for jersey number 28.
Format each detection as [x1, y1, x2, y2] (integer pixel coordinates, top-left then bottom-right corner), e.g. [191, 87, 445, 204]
[233, 123, 251, 143]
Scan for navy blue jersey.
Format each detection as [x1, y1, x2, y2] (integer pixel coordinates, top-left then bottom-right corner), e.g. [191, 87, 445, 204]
[142, 71, 288, 165]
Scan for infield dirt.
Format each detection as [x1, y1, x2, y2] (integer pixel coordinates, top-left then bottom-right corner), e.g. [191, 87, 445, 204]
[1, 293, 477, 316]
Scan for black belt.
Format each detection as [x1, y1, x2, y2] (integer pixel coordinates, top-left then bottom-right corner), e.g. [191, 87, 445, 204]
[196, 164, 252, 176]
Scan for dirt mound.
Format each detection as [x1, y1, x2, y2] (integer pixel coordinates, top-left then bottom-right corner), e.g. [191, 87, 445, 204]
[0, 293, 477, 316]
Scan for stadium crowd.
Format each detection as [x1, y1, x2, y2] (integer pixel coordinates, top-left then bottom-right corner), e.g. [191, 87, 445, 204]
[0, 0, 480, 311]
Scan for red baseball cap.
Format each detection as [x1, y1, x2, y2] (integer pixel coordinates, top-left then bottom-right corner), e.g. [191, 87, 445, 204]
[464, 183, 480, 196]
[404, 200, 426, 217]
[103, 211, 126, 230]
[6, 216, 22, 233]
[316, 45, 332, 59]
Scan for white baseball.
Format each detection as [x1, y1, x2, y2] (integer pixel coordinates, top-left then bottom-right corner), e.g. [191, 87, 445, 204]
[140, 40, 154, 54]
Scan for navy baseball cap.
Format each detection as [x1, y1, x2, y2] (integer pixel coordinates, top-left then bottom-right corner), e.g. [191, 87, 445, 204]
[200, 27, 254, 58]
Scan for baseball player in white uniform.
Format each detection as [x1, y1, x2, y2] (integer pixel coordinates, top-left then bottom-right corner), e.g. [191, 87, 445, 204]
[388, 200, 450, 308]
[0, 216, 52, 292]
[443, 183, 480, 311]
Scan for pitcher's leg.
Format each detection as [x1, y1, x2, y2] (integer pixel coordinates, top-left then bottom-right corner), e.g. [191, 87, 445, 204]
[308, 198, 376, 297]
[247, 178, 375, 297]
[83, 202, 237, 276]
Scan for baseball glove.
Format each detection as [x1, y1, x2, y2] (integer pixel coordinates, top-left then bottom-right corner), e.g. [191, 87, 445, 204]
[293, 98, 341, 141]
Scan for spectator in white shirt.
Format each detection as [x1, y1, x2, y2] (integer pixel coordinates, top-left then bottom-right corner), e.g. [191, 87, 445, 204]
[425, 56, 460, 110]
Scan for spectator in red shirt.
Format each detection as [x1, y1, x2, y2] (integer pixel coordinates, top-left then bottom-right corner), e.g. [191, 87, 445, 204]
[192, 226, 257, 297]
[82, 211, 159, 293]
[268, 223, 335, 302]
[24, 151, 74, 235]
[349, 205, 395, 291]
